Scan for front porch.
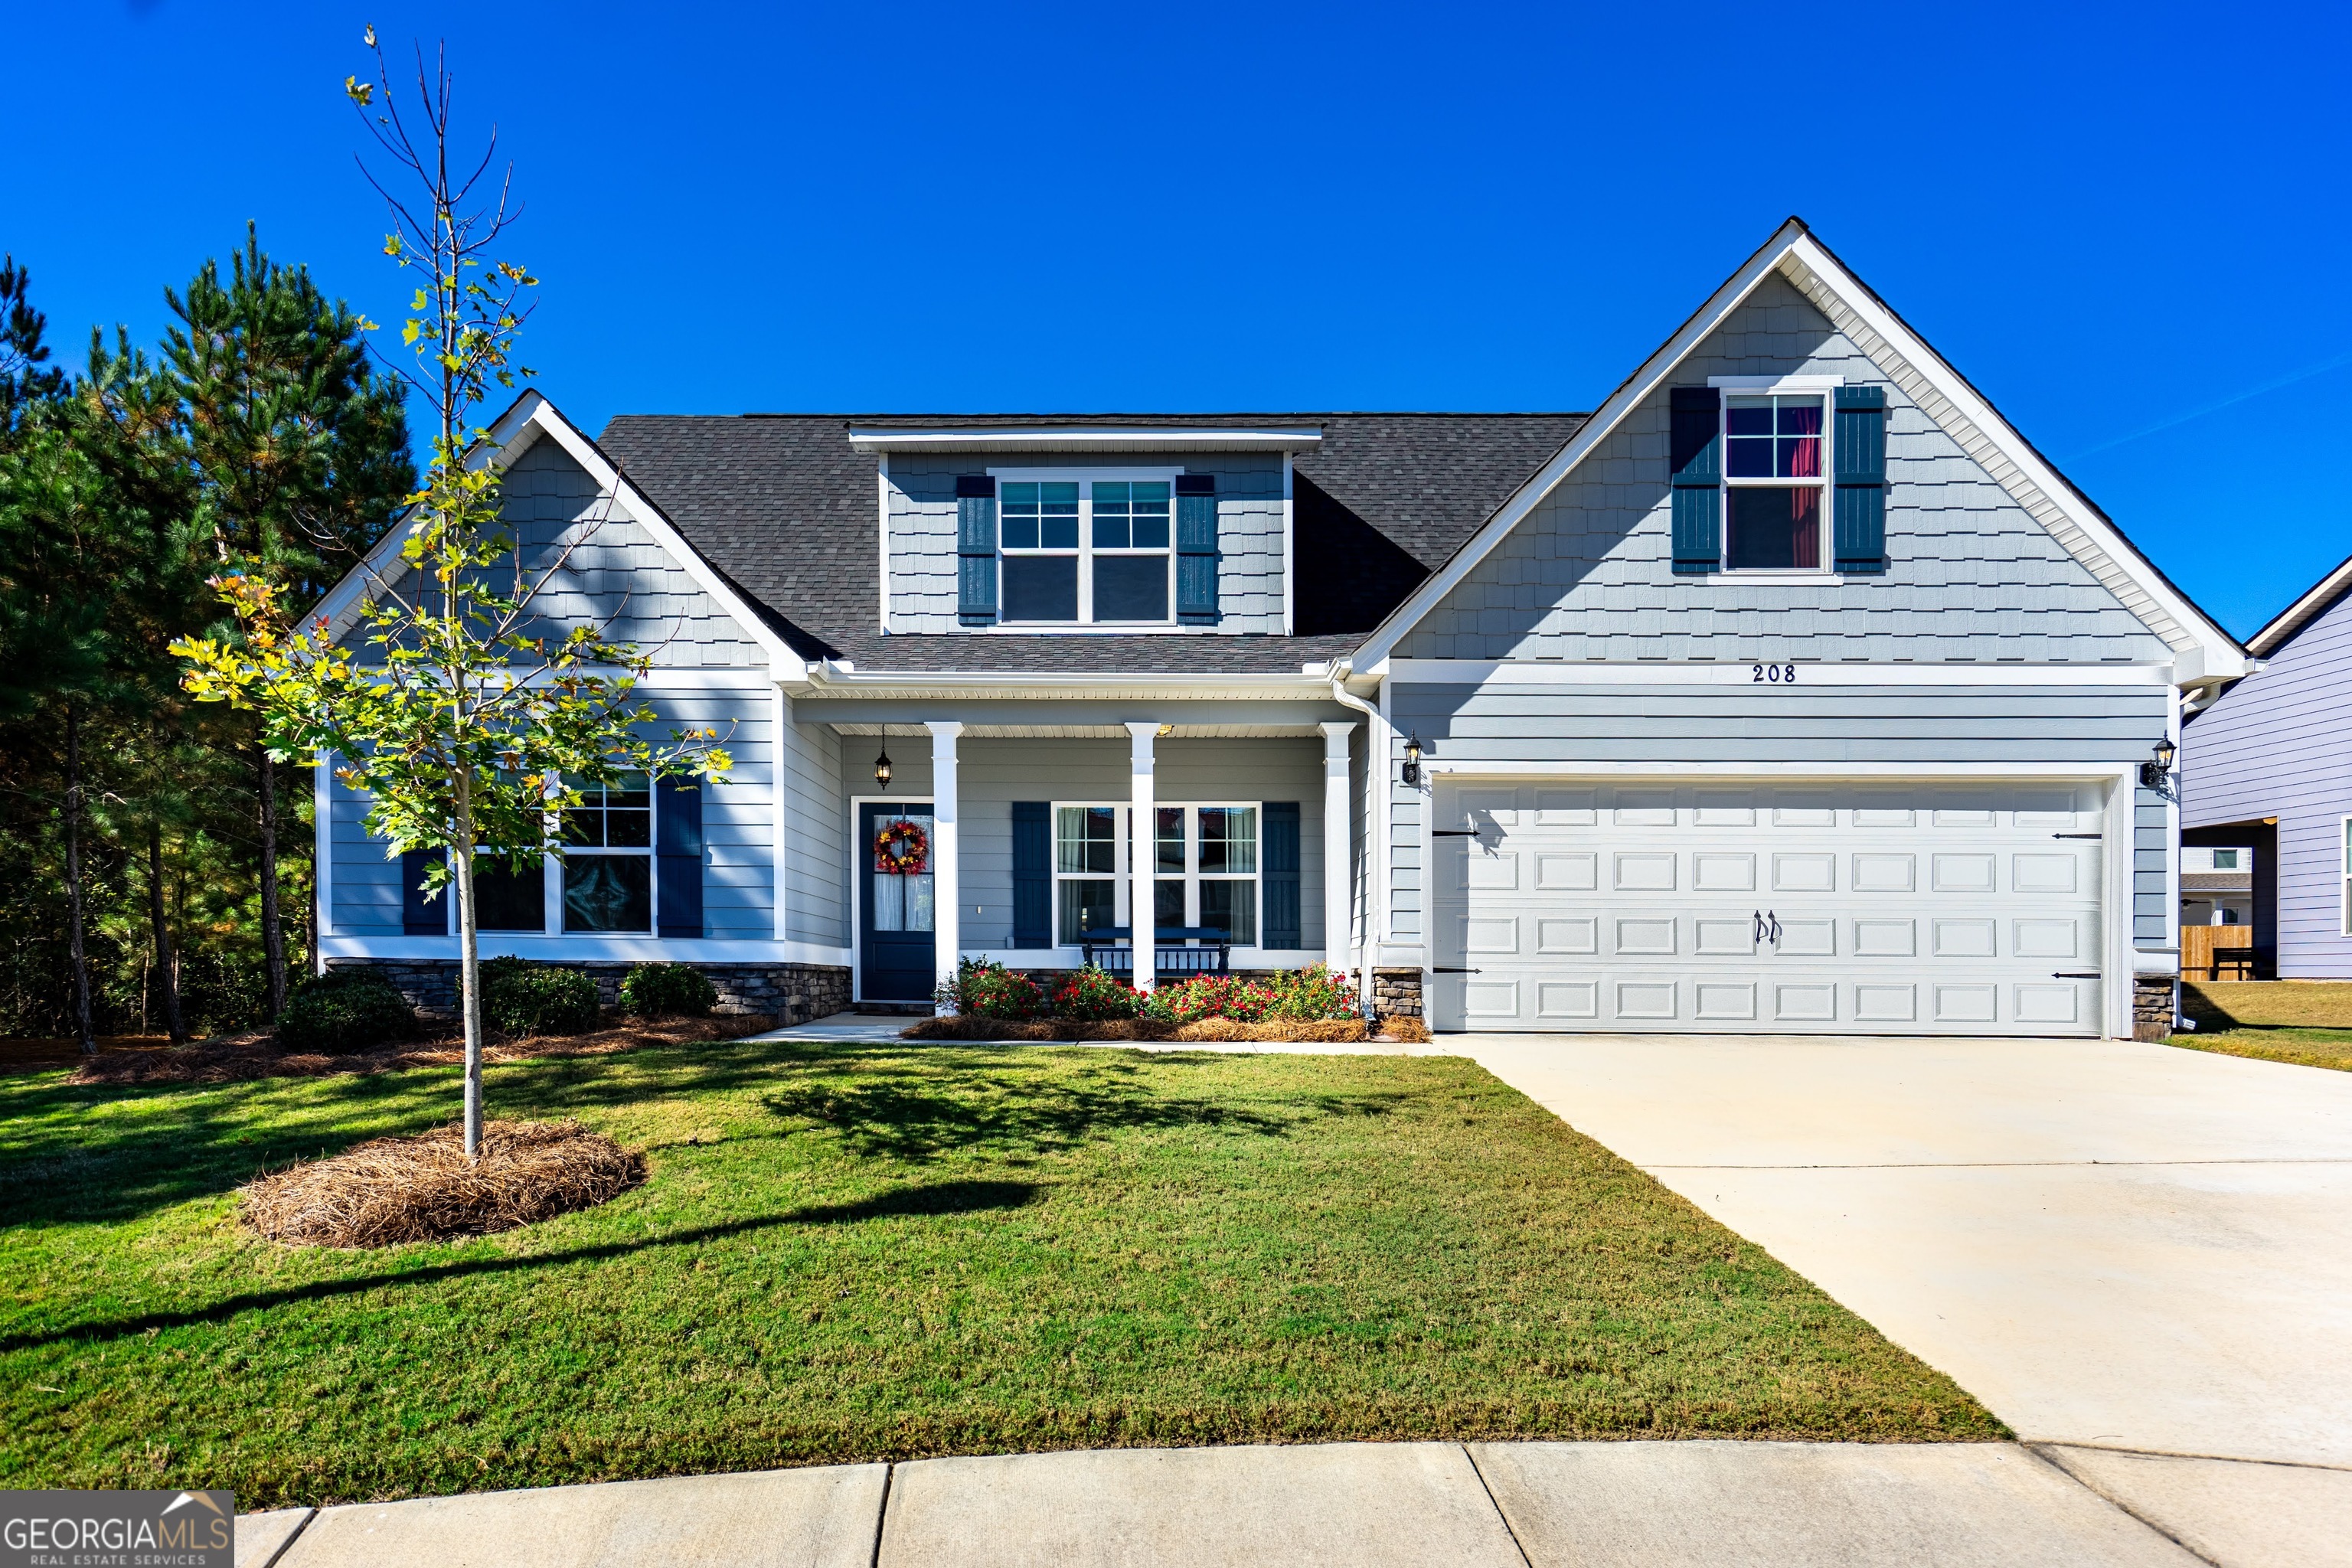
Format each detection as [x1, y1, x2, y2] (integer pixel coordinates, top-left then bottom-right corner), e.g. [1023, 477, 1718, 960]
[826, 720, 1361, 1005]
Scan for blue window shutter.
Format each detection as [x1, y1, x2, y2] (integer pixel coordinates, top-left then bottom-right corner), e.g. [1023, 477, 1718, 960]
[402, 848, 446, 935]
[1174, 474, 1218, 624]
[956, 475, 998, 625]
[1834, 385, 1887, 574]
[1012, 802, 1051, 947]
[1668, 387, 1722, 575]
[1263, 802, 1301, 950]
[657, 776, 704, 939]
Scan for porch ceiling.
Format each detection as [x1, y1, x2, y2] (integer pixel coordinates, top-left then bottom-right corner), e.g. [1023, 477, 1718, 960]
[825, 723, 1328, 740]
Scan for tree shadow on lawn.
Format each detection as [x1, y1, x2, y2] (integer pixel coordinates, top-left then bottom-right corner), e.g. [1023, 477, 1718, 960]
[0, 1040, 1416, 1225]
[0, 1178, 1039, 1356]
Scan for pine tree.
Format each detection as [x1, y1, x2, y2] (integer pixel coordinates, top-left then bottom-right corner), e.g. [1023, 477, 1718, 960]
[162, 224, 413, 1018]
[0, 254, 66, 446]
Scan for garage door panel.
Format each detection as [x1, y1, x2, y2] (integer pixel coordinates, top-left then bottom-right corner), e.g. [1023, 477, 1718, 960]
[1432, 782, 2103, 1037]
[1613, 917, 1677, 956]
[1613, 852, 1677, 890]
[1853, 853, 1915, 892]
[1693, 853, 1756, 891]
[1775, 918, 1836, 957]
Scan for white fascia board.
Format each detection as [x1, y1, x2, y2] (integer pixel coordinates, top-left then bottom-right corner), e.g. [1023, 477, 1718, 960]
[789, 666, 1331, 701]
[307, 391, 807, 680]
[2247, 550, 2352, 656]
[1346, 220, 2249, 687]
[848, 426, 1323, 454]
[1346, 221, 1813, 671]
[1422, 760, 2133, 781]
[1772, 231, 2246, 683]
[1383, 658, 2179, 687]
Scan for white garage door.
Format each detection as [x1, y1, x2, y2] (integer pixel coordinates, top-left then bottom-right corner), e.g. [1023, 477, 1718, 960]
[1429, 781, 2104, 1036]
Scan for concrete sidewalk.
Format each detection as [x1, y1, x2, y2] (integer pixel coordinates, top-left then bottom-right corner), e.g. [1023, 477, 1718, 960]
[241, 1440, 2249, 1568]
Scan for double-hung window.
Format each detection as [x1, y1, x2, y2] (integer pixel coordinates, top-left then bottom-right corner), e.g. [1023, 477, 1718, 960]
[2341, 818, 2352, 938]
[1152, 805, 1258, 944]
[1723, 393, 1825, 570]
[998, 475, 1174, 624]
[1056, 805, 1123, 943]
[563, 772, 652, 932]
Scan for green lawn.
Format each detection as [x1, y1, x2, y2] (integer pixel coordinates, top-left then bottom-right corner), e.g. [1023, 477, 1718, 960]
[1, 1040, 1998, 1505]
[2175, 982, 2352, 1072]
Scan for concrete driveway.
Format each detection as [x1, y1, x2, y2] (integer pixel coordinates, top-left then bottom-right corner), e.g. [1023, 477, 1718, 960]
[1453, 1032, 2352, 1563]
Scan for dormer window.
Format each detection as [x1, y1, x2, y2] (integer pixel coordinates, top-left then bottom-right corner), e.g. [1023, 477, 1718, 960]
[972, 470, 1188, 626]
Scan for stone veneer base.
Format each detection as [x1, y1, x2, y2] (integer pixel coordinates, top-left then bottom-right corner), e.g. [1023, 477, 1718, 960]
[325, 958, 851, 1030]
[2132, 972, 2178, 1043]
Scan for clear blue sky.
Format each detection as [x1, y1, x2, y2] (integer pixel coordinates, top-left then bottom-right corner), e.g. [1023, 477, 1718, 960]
[8, 2, 2345, 638]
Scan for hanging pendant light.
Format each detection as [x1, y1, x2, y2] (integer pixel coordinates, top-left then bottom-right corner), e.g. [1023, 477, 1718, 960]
[874, 727, 893, 789]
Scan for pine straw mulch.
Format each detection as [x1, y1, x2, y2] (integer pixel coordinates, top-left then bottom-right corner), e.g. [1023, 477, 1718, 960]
[239, 1119, 647, 1248]
[900, 1014, 1432, 1044]
[64, 1013, 777, 1089]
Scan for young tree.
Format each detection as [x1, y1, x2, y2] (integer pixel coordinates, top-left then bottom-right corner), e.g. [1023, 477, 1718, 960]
[165, 225, 414, 1019]
[175, 34, 728, 1155]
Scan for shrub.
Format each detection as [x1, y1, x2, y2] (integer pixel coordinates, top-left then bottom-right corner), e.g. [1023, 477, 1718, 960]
[936, 958, 1048, 1021]
[479, 959, 601, 1037]
[1052, 965, 1141, 1021]
[1266, 964, 1362, 1021]
[619, 962, 717, 1018]
[275, 967, 417, 1053]
[1145, 974, 1276, 1024]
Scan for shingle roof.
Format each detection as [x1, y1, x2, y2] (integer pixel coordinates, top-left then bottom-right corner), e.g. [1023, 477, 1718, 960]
[595, 412, 1586, 674]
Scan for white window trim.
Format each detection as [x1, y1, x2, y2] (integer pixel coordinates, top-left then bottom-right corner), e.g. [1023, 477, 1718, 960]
[1054, 801, 1133, 942]
[988, 467, 1184, 629]
[559, 774, 657, 936]
[1050, 799, 1265, 950]
[1152, 802, 1262, 945]
[1712, 378, 1837, 580]
[2341, 815, 2352, 938]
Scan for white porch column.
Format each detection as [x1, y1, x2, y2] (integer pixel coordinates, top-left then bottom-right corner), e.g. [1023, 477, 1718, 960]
[1125, 722, 1158, 989]
[928, 720, 962, 1008]
[1321, 722, 1356, 974]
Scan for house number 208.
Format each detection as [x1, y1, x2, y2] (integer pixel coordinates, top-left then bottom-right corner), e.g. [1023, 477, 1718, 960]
[1752, 663, 1798, 683]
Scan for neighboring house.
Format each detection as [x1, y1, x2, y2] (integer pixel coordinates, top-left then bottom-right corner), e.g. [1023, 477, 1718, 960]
[313, 218, 2244, 1040]
[2180, 845, 2254, 929]
[2179, 554, 2352, 978]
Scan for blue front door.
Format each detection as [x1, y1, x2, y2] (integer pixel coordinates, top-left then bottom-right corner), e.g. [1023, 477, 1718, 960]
[860, 802, 937, 1001]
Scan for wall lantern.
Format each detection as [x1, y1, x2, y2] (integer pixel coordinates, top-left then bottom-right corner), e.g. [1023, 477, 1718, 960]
[2140, 737, 2177, 795]
[1401, 733, 1424, 789]
[873, 728, 893, 790]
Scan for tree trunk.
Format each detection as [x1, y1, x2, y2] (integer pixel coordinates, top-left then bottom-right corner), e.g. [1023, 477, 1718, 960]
[455, 777, 484, 1159]
[64, 703, 96, 1057]
[147, 819, 187, 1044]
[258, 745, 287, 1019]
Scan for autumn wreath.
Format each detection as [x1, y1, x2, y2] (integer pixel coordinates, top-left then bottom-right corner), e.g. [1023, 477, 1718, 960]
[872, 818, 929, 875]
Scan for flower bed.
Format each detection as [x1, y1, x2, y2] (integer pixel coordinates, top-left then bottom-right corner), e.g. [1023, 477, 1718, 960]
[911, 960, 1404, 1042]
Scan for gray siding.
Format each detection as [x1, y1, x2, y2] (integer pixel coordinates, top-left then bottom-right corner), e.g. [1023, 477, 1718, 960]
[781, 697, 849, 948]
[838, 736, 1326, 953]
[328, 685, 775, 939]
[1397, 275, 2172, 663]
[2183, 587, 2352, 975]
[355, 438, 766, 668]
[886, 453, 1285, 632]
[1386, 681, 2173, 947]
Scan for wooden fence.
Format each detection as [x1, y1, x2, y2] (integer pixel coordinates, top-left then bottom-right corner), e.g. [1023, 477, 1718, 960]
[2181, 924, 2256, 982]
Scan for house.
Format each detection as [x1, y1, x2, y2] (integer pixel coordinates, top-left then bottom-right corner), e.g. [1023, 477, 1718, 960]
[2178, 553, 2352, 978]
[2180, 845, 2255, 930]
[312, 219, 2245, 1040]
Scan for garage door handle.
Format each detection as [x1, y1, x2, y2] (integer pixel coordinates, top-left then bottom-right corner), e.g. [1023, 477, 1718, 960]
[1435, 967, 1481, 974]
[1432, 830, 1481, 838]
[2052, 972, 2101, 978]
[2053, 833, 2102, 840]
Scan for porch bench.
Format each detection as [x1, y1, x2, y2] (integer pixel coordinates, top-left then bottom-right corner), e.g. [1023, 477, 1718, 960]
[1080, 926, 1231, 980]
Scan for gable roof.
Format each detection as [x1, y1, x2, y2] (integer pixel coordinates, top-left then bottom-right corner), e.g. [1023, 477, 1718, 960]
[2246, 550, 2352, 657]
[596, 411, 1586, 675]
[1344, 218, 2249, 684]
